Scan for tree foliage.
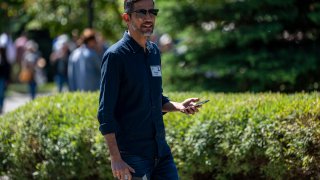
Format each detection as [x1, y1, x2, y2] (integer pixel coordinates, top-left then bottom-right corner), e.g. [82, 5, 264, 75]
[24, 0, 124, 40]
[2, 0, 320, 92]
[1, 0, 125, 40]
[0, 0, 28, 34]
[157, 0, 320, 92]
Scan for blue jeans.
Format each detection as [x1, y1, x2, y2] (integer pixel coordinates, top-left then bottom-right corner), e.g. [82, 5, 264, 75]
[29, 81, 37, 100]
[121, 153, 179, 180]
[55, 74, 67, 92]
[0, 78, 6, 112]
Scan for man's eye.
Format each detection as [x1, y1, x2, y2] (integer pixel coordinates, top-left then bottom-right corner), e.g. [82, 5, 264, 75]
[137, 10, 147, 15]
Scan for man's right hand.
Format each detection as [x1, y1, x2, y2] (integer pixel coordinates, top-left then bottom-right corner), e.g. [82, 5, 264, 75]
[104, 133, 135, 179]
[111, 156, 135, 180]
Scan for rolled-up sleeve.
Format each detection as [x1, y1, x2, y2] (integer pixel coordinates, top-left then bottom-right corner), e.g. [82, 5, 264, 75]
[97, 52, 121, 135]
[161, 88, 170, 115]
[162, 94, 170, 106]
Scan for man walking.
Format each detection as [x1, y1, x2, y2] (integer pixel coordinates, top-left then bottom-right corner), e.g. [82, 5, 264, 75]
[97, 0, 201, 179]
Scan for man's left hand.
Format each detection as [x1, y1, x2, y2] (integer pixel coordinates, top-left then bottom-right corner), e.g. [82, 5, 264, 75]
[179, 98, 200, 115]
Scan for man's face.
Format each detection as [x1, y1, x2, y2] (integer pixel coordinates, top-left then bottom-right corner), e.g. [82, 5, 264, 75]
[128, 0, 157, 37]
[87, 39, 97, 49]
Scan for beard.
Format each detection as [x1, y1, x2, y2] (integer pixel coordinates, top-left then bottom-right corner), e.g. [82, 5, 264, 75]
[130, 21, 154, 37]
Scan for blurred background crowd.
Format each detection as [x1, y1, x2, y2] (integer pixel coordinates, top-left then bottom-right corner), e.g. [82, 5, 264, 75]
[0, 28, 110, 114]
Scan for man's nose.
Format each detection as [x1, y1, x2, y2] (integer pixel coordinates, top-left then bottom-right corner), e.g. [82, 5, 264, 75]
[144, 12, 154, 20]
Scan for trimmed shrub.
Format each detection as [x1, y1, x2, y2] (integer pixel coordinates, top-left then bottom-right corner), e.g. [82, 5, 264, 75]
[1, 92, 320, 179]
[0, 92, 112, 180]
[165, 92, 320, 180]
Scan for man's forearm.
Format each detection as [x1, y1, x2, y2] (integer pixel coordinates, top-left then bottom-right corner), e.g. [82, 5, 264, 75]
[104, 133, 121, 160]
[162, 101, 183, 112]
[162, 98, 200, 115]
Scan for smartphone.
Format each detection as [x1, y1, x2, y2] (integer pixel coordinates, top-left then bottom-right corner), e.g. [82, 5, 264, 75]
[195, 100, 209, 106]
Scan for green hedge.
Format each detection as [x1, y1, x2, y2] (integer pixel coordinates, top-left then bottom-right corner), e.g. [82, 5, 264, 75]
[1, 92, 320, 179]
[0, 93, 111, 180]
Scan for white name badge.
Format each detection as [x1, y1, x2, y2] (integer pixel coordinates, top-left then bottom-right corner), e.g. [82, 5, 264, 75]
[150, 65, 162, 77]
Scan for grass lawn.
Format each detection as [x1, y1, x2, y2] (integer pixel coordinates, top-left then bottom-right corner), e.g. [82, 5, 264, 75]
[6, 82, 56, 95]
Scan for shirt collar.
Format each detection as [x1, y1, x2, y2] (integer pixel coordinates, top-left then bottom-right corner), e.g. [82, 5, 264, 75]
[122, 31, 154, 54]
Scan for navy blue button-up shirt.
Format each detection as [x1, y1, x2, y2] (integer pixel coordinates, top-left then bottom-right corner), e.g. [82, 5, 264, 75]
[97, 32, 171, 158]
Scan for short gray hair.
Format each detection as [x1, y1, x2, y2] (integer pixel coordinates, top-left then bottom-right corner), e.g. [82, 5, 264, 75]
[124, 0, 155, 13]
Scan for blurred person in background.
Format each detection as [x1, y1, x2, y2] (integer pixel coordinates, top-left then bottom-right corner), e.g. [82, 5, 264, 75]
[68, 28, 101, 92]
[20, 40, 46, 100]
[50, 34, 71, 92]
[95, 32, 109, 59]
[71, 29, 80, 50]
[0, 33, 12, 114]
[15, 32, 28, 68]
[159, 33, 173, 53]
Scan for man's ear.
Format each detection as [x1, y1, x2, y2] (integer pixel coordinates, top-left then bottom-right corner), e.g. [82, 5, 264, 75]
[122, 13, 130, 22]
